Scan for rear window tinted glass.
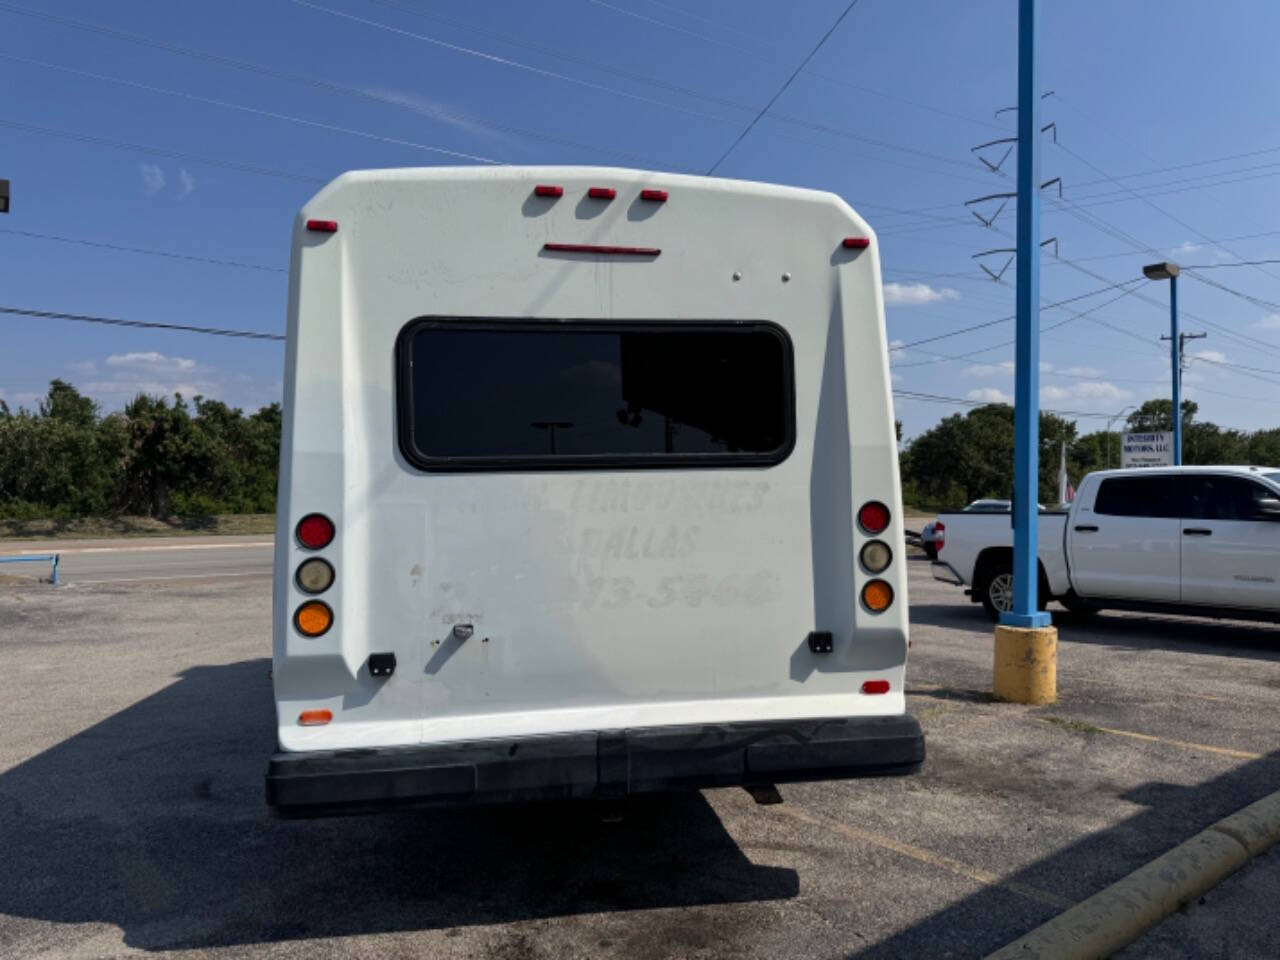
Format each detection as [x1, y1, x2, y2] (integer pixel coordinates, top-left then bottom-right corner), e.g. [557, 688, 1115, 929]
[1182, 475, 1277, 521]
[399, 319, 794, 470]
[1093, 475, 1178, 517]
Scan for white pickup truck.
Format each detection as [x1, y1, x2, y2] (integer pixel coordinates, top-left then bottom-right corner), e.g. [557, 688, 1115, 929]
[932, 465, 1280, 620]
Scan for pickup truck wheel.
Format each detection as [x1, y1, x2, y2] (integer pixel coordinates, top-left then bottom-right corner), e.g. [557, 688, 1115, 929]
[981, 570, 1015, 620]
[977, 562, 1047, 621]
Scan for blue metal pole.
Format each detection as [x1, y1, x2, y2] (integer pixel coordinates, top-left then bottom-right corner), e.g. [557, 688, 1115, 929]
[1170, 273, 1181, 465]
[1001, 0, 1051, 629]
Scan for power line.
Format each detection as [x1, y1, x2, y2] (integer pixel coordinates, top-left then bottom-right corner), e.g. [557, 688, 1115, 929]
[294, 0, 987, 178]
[0, 118, 327, 186]
[0, 228, 286, 273]
[0, 306, 284, 341]
[1184, 270, 1280, 313]
[706, 0, 861, 174]
[1181, 258, 1280, 269]
[892, 389, 1113, 419]
[2, 53, 503, 165]
[0, 2, 670, 169]
[890, 278, 1144, 351]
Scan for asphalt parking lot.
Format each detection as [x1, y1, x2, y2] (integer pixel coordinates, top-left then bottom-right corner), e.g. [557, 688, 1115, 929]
[1, 552, 1277, 959]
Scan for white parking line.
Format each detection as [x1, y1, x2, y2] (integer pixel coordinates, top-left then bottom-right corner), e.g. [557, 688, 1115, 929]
[76, 571, 272, 585]
[15, 541, 273, 556]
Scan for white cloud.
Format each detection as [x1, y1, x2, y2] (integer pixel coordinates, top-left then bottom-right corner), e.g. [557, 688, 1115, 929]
[1041, 381, 1132, 404]
[1191, 349, 1227, 364]
[1256, 314, 1280, 330]
[1173, 241, 1201, 256]
[963, 360, 1052, 377]
[1056, 365, 1103, 377]
[966, 387, 1012, 404]
[139, 163, 166, 196]
[884, 282, 960, 306]
[357, 87, 501, 140]
[106, 351, 197, 372]
[178, 168, 196, 197]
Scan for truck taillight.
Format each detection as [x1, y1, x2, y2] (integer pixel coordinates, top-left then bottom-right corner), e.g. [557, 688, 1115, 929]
[935, 520, 945, 552]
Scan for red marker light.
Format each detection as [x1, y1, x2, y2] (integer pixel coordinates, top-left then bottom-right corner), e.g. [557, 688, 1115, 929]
[858, 501, 891, 535]
[306, 219, 338, 233]
[296, 513, 335, 550]
[861, 680, 890, 695]
[842, 237, 870, 249]
[534, 185, 563, 197]
[587, 187, 616, 200]
[640, 189, 668, 202]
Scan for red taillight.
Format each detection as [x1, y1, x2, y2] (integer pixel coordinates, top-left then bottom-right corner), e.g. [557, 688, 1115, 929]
[298, 708, 332, 726]
[842, 236, 870, 249]
[306, 219, 338, 233]
[534, 184, 563, 197]
[862, 680, 890, 695]
[858, 501, 891, 535]
[587, 187, 616, 200]
[935, 520, 946, 552]
[640, 189, 667, 202]
[296, 513, 335, 550]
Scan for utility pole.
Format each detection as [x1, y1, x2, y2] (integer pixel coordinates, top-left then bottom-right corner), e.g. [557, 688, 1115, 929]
[1161, 329, 1206, 461]
[1004, 0, 1050, 633]
[991, 0, 1057, 709]
[1142, 261, 1182, 463]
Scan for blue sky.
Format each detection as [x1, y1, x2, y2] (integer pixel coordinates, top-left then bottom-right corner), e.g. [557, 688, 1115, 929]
[2, 0, 1279, 441]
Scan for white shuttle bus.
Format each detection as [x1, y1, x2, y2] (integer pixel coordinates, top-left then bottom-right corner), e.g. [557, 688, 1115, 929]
[266, 166, 923, 817]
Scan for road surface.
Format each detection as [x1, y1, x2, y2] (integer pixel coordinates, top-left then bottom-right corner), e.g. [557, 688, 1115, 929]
[0, 535, 273, 583]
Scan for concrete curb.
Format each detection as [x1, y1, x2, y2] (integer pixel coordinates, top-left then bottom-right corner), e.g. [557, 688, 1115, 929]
[985, 789, 1280, 960]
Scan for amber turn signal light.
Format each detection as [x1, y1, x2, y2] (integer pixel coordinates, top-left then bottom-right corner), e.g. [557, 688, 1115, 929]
[294, 600, 333, 637]
[862, 579, 894, 613]
[298, 709, 332, 726]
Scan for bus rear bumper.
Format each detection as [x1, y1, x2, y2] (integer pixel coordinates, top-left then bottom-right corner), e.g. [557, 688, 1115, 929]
[265, 714, 925, 818]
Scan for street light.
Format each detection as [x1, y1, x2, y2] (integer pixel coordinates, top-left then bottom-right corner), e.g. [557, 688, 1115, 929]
[1105, 405, 1136, 468]
[1142, 261, 1181, 465]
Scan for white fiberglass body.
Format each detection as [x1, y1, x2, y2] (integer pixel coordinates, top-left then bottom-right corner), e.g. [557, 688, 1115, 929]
[272, 166, 909, 762]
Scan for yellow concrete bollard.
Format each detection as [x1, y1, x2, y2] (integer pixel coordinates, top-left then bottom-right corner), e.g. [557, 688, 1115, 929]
[993, 624, 1057, 704]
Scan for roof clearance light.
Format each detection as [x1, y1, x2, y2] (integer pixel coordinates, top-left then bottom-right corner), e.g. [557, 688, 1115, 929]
[298, 709, 333, 726]
[306, 219, 338, 233]
[861, 680, 891, 694]
[858, 501, 891, 535]
[842, 237, 870, 249]
[296, 513, 335, 550]
[534, 185, 563, 197]
[294, 600, 334, 637]
[587, 187, 616, 200]
[640, 189, 668, 202]
[862, 580, 894, 613]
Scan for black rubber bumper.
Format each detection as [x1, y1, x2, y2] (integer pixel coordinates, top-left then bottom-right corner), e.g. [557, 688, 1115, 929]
[266, 714, 925, 818]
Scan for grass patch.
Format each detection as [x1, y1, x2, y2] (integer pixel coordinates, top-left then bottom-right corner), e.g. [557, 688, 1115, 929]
[1040, 715, 1105, 735]
[0, 514, 275, 541]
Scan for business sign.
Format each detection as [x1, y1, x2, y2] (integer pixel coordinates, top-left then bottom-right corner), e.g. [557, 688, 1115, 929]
[1121, 431, 1174, 468]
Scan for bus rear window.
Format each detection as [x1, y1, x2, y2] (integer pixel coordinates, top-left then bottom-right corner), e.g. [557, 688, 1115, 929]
[397, 319, 794, 471]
